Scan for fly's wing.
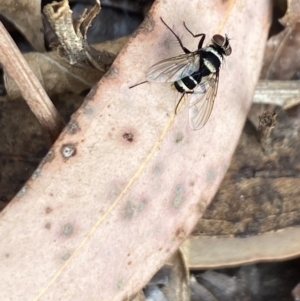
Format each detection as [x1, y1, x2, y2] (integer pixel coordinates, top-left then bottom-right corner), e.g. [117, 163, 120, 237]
[146, 52, 200, 83]
[188, 73, 219, 130]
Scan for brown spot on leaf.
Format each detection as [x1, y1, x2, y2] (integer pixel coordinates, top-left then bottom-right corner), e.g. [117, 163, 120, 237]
[45, 207, 53, 214]
[123, 132, 134, 143]
[175, 228, 186, 240]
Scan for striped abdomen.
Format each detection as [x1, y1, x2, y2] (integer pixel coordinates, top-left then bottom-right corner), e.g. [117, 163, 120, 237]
[174, 47, 223, 93]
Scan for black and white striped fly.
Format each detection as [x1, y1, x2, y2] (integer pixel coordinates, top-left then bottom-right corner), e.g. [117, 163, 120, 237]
[130, 17, 232, 130]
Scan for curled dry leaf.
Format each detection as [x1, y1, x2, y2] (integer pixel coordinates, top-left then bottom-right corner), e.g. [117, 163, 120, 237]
[0, 1, 271, 300]
[0, 0, 45, 51]
[43, 0, 115, 70]
[261, 0, 300, 79]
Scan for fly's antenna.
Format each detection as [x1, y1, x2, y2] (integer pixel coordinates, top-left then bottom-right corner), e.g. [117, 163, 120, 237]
[129, 81, 147, 89]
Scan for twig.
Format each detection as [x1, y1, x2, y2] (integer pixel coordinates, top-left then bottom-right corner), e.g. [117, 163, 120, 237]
[0, 22, 64, 142]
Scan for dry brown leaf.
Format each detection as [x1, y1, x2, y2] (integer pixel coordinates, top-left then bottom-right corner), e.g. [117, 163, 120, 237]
[163, 250, 190, 301]
[261, 0, 300, 79]
[43, 0, 115, 70]
[0, 1, 271, 300]
[0, 0, 45, 51]
[4, 37, 128, 100]
[183, 109, 300, 269]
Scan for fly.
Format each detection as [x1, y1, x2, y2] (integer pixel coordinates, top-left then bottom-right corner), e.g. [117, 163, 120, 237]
[130, 17, 232, 130]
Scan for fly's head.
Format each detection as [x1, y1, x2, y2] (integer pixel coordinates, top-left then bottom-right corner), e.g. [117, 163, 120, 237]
[211, 34, 232, 56]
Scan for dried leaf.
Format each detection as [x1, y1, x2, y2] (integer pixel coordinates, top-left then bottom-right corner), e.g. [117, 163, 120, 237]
[0, 0, 45, 51]
[43, 0, 115, 70]
[0, 1, 271, 300]
[0, 93, 83, 208]
[183, 110, 300, 268]
[4, 37, 128, 100]
[163, 250, 190, 301]
[261, 0, 300, 79]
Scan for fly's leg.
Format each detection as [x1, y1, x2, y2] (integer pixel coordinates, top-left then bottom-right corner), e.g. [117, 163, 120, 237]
[160, 17, 191, 54]
[175, 91, 193, 114]
[183, 22, 206, 49]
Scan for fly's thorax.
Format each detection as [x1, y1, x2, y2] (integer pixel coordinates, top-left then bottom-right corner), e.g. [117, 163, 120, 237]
[205, 47, 223, 64]
[201, 47, 223, 74]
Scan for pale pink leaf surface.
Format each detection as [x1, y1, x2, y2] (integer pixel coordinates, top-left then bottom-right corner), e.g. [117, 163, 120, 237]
[0, 0, 271, 300]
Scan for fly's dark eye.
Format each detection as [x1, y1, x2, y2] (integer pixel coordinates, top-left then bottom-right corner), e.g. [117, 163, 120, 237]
[225, 46, 232, 56]
[213, 34, 232, 56]
[212, 34, 225, 46]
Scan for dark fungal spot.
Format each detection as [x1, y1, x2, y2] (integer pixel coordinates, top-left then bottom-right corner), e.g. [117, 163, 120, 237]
[123, 132, 134, 143]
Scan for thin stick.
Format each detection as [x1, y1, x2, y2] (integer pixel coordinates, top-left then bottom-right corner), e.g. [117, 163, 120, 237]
[0, 22, 64, 142]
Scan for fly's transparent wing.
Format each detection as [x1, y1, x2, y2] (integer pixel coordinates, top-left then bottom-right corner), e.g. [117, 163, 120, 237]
[188, 73, 219, 130]
[146, 52, 200, 83]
